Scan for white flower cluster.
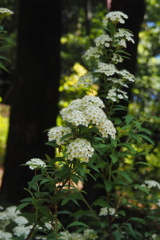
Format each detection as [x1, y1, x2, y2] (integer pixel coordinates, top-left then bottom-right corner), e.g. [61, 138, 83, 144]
[0, 8, 13, 16]
[59, 231, 82, 240]
[25, 158, 46, 170]
[83, 46, 103, 60]
[59, 229, 98, 240]
[111, 53, 123, 64]
[157, 199, 160, 207]
[120, 69, 135, 82]
[48, 126, 72, 145]
[0, 206, 31, 239]
[0, 205, 53, 239]
[99, 207, 117, 216]
[114, 29, 134, 44]
[141, 180, 160, 189]
[102, 11, 128, 26]
[95, 62, 117, 76]
[94, 34, 112, 48]
[66, 138, 94, 162]
[0, 230, 12, 240]
[77, 72, 95, 88]
[60, 95, 116, 139]
[107, 88, 128, 102]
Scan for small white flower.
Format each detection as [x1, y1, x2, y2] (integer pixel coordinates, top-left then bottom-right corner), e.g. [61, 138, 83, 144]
[14, 216, 28, 226]
[26, 158, 46, 170]
[82, 95, 105, 109]
[66, 138, 94, 162]
[103, 11, 128, 26]
[114, 29, 135, 44]
[157, 199, 160, 207]
[48, 126, 72, 145]
[13, 225, 32, 238]
[83, 46, 103, 60]
[60, 99, 82, 116]
[152, 234, 157, 239]
[84, 229, 98, 239]
[61, 109, 89, 127]
[94, 34, 112, 47]
[0, 8, 13, 16]
[99, 207, 117, 216]
[95, 62, 117, 76]
[0, 230, 12, 240]
[119, 69, 135, 82]
[77, 72, 95, 88]
[97, 119, 116, 139]
[144, 180, 160, 189]
[84, 105, 107, 126]
[111, 53, 123, 63]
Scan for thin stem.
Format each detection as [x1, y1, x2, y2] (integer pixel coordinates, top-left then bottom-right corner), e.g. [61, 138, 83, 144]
[78, 191, 99, 221]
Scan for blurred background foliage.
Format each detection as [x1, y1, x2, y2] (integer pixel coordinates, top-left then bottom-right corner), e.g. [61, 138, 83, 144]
[0, 0, 160, 182]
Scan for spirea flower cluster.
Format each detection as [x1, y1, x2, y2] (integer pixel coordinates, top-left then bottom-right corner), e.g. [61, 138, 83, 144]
[59, 229, 98, 240]
[141, 180, 160, 189]
[99, 207, 117, 217]
[0, 206, 53, 239]
[77, 72, 95, 88]
[48, 126, 72, 145]
[0, 206, 32, 239]
[46, 95, 116, 162]
[59, 95, 116, 139]
[0, 8, 13, 17]
[77, 11, 135, 102]
[25, 158, 46, 170]
[102, 11, 128, 25]
[66, 138, 94, 162]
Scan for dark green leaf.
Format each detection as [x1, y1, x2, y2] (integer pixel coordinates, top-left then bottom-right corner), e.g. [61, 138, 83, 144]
[67, 221, 89, 229]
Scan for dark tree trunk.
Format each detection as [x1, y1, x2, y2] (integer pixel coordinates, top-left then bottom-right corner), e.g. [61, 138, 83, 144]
[0, 0, 61, 205]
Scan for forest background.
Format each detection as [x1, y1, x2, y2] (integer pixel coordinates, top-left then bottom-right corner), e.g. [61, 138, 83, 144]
[0, 0, 160, 207]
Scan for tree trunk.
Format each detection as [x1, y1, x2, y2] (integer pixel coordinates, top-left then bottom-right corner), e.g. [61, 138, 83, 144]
[0, 0, 61, 205]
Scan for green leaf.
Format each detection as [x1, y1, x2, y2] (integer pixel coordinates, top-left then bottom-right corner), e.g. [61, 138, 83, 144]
[39, 206, 49, 216]
[150, 116, 160, 122]
[113, 230, 123, 240]
[67, 221, 89, 229]
[111, 138, 117, 148]
[117, 210, 126, 216]
[16, 202, 30, 211]
[0, 62, 9, 72]
[0, 56, 11, 62]
[133, 184, 149, 194]
[61, 196, 80, 207]
[129, 217, 145, 224]
[114, 171, 132, 183]
[87, 162, 100, 173]
[93, 198, 110, 207]
[104, 180, 113, 192]
[93, 183, 105, 189]
[134, 161, 150, 166]
[118, 143, 136, 152]
[139, 134, 154, 145]
[28, 174, 43, 190]
[20, 197, 33, 203]
[129, 132, 141, 142]
[110, 152, 118, 164]
[124, 115, 134, 125]
[61, 133, 73, 141]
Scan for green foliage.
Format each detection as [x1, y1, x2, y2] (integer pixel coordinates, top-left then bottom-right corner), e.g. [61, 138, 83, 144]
[15, 10, 160, 240]
[0, 111, 8, 164]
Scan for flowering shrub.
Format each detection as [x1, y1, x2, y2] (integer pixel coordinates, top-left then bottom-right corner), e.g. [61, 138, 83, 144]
[0, 8, 13, 72]
[12, 11, 160, 240]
